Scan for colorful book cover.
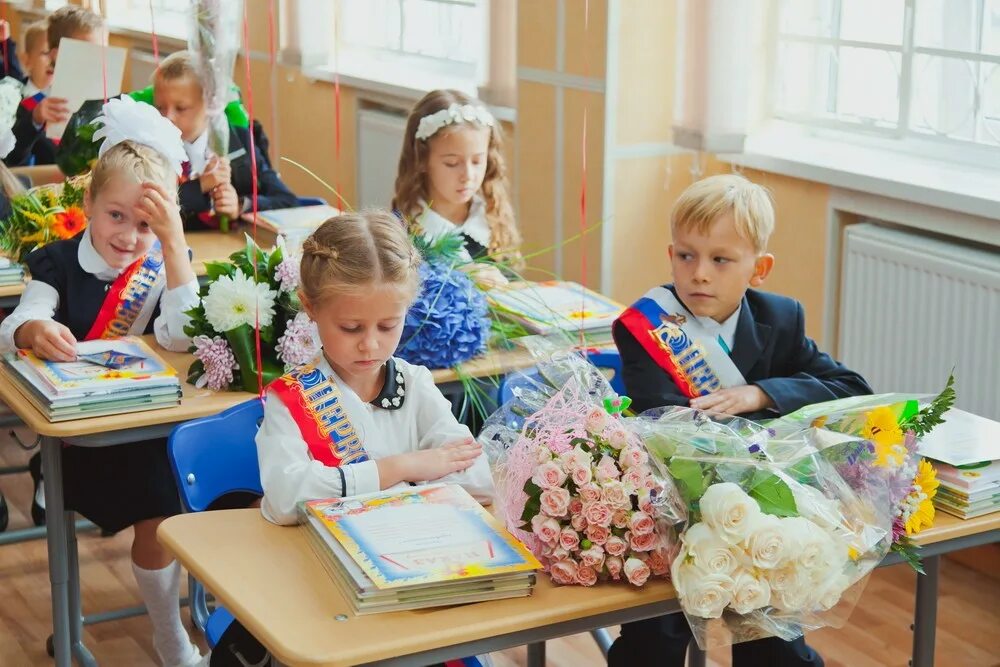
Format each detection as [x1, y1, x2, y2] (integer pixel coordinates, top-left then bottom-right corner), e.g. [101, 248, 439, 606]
[487, 281, 625, 335]
[11, 336, 178, 397]
[304, 484, 540, 590]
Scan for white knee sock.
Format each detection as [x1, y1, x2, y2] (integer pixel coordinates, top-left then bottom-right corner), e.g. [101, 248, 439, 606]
[132, 560, 202, 667]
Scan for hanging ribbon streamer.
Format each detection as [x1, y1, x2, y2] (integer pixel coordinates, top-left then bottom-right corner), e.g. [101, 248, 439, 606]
[578, 0, 590, 347]
[241, 4, 265, 397]
[148, 0, 160, 64]
[333, 5, 342, 202]
[1, 3, 9, 75]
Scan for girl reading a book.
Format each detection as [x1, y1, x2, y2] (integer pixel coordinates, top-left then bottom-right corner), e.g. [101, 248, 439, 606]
[212, 211, 495, 667]
[0, 97, 209, 667]
[392, 89, 522, 287]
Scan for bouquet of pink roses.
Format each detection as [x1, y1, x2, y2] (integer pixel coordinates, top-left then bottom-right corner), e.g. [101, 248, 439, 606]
[481, 342, 685, 587]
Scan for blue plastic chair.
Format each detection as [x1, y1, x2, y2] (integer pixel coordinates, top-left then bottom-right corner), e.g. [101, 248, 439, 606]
[167, 399, 265, 647]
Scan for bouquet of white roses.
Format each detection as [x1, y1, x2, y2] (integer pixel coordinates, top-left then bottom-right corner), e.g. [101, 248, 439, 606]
[481, 340, 686, 587]
[638, 408, 893, 648]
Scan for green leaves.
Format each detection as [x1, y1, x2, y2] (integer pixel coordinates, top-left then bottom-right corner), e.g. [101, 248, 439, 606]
[226, 324, 284, 393]
[668, 458, 709, 506]
[520, 479, 543, 525]
[748, 473, 799, 518]
[900, 374, 957, 438]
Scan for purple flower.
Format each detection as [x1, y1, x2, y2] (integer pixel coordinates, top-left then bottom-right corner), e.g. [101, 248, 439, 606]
[192, 335, 238, 391]
[276, 311, 320, 369]
[274, 255, 301, 293]
[891, 515, 906, 543]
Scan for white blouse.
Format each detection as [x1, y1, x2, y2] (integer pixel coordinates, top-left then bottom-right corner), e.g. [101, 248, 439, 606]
[0, 230, 200, 354]
[256, 354, 495, 525]
[414, 195, 490, 262]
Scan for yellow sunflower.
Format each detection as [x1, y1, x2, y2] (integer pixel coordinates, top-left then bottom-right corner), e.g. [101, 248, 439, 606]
[862, 407, 905, 467]
[904, 459, 939, 536]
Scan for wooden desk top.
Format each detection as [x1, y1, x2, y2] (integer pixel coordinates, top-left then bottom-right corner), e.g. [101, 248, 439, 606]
[159, 508, 677, 667]
[0, 335, 535, 438]
[158, 508, 1000, 667]
[0, 231, 248, 301]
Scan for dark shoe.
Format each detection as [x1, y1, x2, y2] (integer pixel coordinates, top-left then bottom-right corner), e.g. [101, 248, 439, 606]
[28, 452, 45, 527]
[0, 492, 8, 532]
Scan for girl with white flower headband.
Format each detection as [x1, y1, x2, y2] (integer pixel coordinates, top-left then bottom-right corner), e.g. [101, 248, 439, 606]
[392, 89, 523, 282]
[211, 210, 495, 666]
[0, 96, 210, 667]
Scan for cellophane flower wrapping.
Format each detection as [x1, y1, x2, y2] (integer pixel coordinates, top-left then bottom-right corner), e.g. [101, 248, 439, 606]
[480, 339, 686, 587]
[637, 407, 894, 649]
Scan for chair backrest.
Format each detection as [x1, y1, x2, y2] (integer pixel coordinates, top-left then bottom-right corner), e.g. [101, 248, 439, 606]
[168, 398, 265, 513]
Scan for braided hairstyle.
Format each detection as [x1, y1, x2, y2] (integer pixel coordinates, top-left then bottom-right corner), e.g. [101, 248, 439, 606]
[89, 140, 177, 201]
[299, 209, 422, 306]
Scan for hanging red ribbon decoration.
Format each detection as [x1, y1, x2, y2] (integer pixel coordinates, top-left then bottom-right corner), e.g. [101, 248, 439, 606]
[241, 4, 265, 397]
[267, 0, 280, 165]
[333, 6, 342, 203]
[1, 3, 9, 76]
[148, 0, 160, 64]
[578, 0, 590, 347]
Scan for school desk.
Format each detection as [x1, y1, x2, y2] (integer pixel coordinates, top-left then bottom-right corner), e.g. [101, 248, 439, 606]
[0, 338, 538, 667]
[159, 508, 999, 667]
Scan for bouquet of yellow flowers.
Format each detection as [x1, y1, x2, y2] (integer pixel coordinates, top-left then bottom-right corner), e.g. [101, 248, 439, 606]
[0, 175, 89, 263]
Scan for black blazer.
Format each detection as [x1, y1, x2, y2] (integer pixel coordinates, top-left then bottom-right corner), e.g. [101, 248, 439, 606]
[612, 285, 872, 419]
[4, 97, 58, 167]
[179, 122, 298, 231]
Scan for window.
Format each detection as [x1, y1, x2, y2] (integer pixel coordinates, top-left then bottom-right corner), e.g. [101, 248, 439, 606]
[101, 0, 190, 41]
[771, 0, 1000, 150]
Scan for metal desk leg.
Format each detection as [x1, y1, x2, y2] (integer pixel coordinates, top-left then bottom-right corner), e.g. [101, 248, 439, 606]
[911, 555, 940, 667]
[687, 641, 707, 667]
[41, 436, 71, 667]
[66, 509, 96, 666]
[527, 641, 546, 667]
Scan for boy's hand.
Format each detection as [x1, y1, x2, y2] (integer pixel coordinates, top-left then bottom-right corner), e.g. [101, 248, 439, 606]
[689, 385, 774, 416]
[199, 156, 232, 193]
[135, 182, 184, 249]
[15, 320, 77, 362]
[0, 20, 11, 42]
[32, 97, 71, 126]
[211, 183, 240, 218]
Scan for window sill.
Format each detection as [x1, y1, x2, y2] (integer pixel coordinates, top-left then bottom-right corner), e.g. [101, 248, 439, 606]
[303, 58, 516, 124]
[722, 123, 1000, 222]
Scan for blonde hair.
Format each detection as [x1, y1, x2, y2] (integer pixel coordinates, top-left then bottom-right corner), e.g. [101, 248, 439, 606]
[671, 174, 775, 254]
[392, 89, 522, 268]
[299, 210, 422, 305]
[88, 141, 177, 201]
[154, 50, 200, 87]
[23, 20, 48, 54]
[47, 6, 104, 51]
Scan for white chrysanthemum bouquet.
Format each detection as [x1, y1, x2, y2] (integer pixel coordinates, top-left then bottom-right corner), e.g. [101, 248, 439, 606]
[185, 236, 319, 392]
[638, 408, 894, 649]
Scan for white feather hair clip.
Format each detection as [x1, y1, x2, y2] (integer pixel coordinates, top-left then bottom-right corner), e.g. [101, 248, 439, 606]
[92, 96, 188, 175]
[415, 103, 495, 141]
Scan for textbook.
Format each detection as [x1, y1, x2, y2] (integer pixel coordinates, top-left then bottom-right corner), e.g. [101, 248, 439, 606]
[2, 337, 181, 421]
[252, 205, 341, 248]
[919, 410, 1000, 518]
[931, 460, 1000, 519]
[300, 484, 540, 614]
[0, 258, 24, 285]
[487, 281, 625, 343]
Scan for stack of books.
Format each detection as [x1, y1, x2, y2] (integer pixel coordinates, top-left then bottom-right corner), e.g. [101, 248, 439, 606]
[2, 336, 181, 421]
[487, 280, 626, 344]
[0, 257, 24, 285]
[918, 409, 1000, 519]
[252, 204, 341, 248]
[300, 484, 540, 614]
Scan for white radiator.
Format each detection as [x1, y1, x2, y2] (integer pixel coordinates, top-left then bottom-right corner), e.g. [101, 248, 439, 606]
[838, 223, 1000, 419]
[357, 107, 408, 209]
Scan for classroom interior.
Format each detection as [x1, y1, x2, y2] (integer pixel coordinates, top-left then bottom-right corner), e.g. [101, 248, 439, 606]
[0, 0, 998, 666]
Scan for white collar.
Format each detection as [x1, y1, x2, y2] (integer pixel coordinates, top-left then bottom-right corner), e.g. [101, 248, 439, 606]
[77, 228, 123, 282]
[312, 353, 407, 410]
[183, 129, 210, 174]
[417, 195, 490, 250]
[695, 303, 742, 351]
[22, 80, 47, 98]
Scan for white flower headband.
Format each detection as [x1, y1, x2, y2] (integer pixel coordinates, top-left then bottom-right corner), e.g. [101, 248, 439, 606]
[415, 103, 495, 141]
[92, 96, 188, 175]
[0, 77, 23, 159]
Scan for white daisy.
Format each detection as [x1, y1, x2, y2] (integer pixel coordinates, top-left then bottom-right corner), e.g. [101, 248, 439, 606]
[203, 271, 278, 332]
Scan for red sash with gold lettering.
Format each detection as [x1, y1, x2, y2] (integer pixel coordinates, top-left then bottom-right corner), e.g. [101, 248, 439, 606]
[84, 242, 165, 341]
[269, 364, 368, 467]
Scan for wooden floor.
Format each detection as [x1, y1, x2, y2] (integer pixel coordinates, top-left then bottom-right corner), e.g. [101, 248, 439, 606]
[1, 439, 998, 667]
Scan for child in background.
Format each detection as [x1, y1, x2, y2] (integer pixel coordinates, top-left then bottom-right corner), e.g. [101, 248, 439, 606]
[392, 89, 522, 285]
[609, 174, 872, 667]
[152, 50, 297, 231]
[0, 97, 208, 667]
[4, 6, 105, 167]
[18, 20, 53, 98]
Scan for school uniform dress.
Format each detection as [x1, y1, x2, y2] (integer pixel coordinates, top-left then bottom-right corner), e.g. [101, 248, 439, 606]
[413, 195, 492, 263]
[608, 284, 873, 667]
[0, 231, 199, 532]
[178, 123, 298, 232]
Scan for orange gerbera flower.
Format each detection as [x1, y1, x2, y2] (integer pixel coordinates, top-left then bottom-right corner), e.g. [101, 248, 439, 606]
[51, 207, 87, 239]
